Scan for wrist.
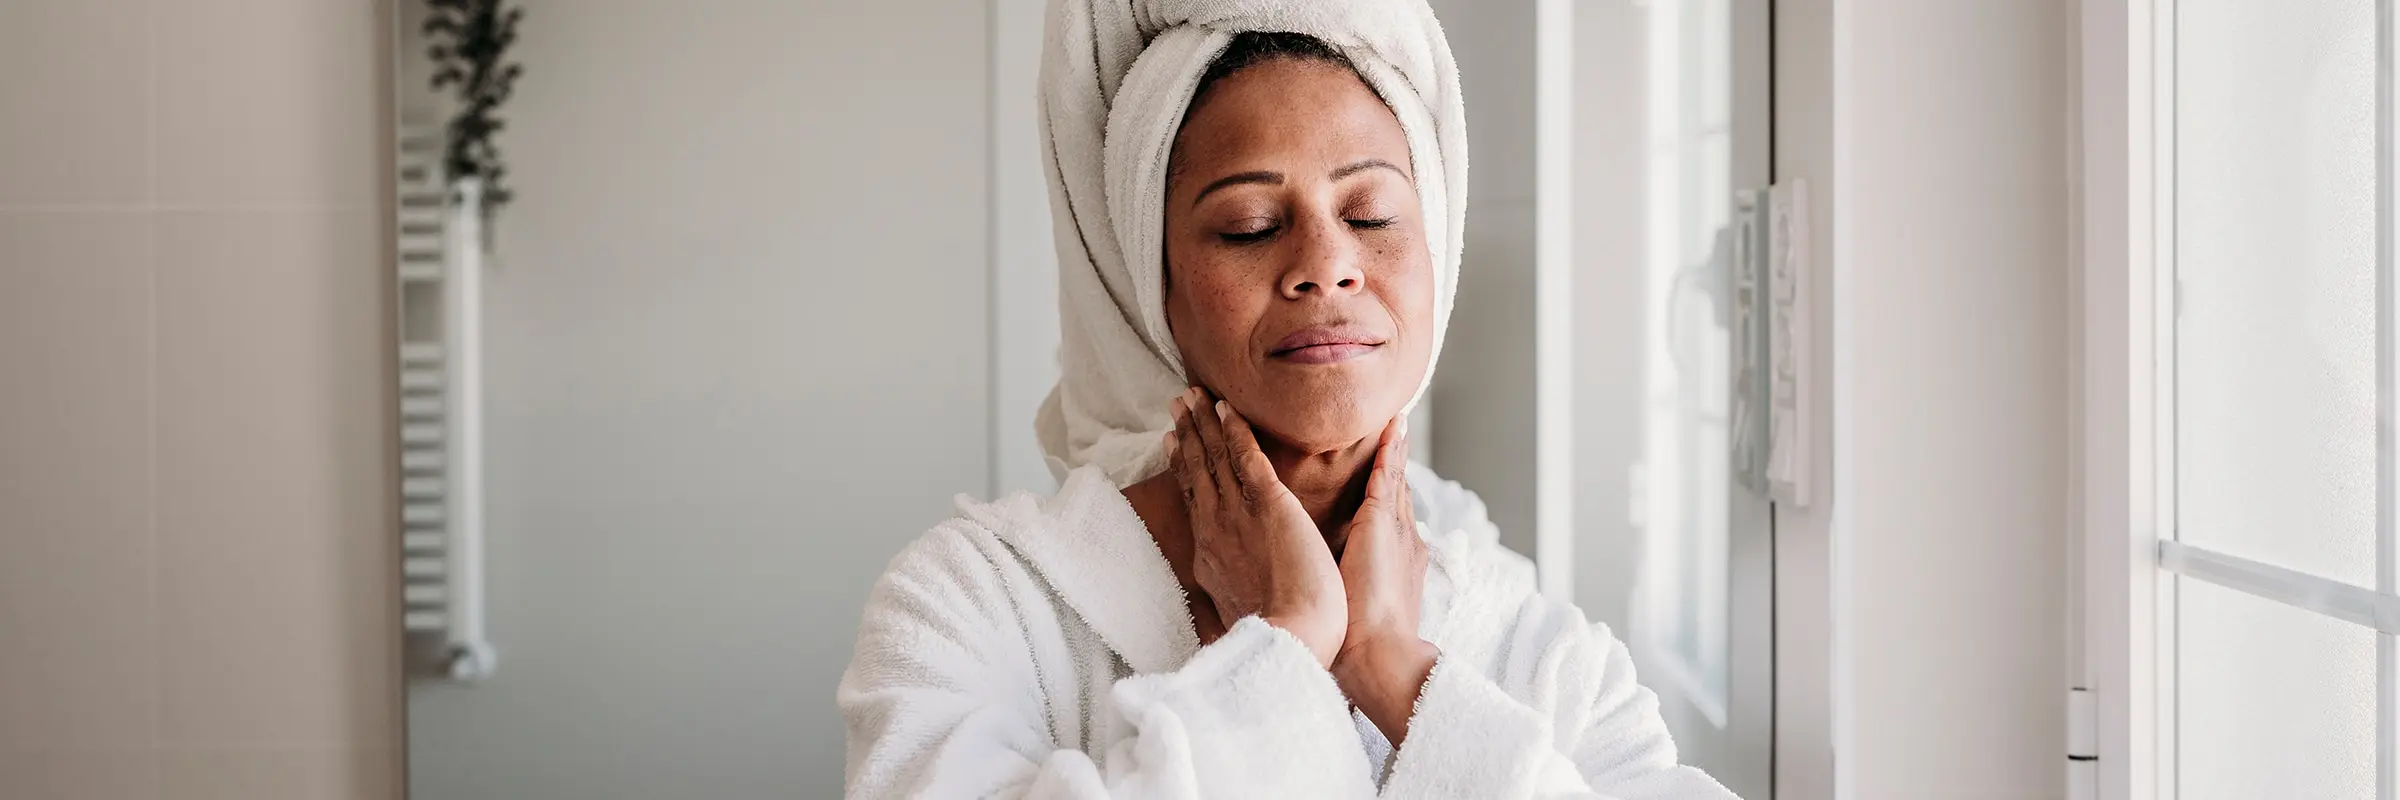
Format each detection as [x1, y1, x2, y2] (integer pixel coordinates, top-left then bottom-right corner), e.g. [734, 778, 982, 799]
[1332, 630, 1435, 689]
[1332, 631, 1438, 744]
[1261, 610, 1345, 669]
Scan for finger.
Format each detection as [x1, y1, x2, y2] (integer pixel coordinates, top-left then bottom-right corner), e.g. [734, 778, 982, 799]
[1362, 423, 1402, 513]
[1220, 405, 1279, 507]
[1163, 426, 1188, 498]
[1340, 472, 1391, 576]
[1175, 396, 1216, 519]
[1405, 480, 1430, 573]
[1191, 391, 1235, 491]
[1394, 429, 1427, 570]
[1167, 401, 1194, 501]
[1355, 439, 1398, 537]
[1376, 418, 1414, 529]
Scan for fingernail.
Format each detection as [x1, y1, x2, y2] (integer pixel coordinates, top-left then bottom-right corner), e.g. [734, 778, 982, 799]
[1215, 400, 1230, 421]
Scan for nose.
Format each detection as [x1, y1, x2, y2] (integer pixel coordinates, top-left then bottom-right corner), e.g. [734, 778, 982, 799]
[1279, 217, 1367, 300]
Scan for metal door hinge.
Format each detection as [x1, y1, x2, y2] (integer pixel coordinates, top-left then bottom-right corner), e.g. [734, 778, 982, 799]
[2069, 686, 2098, 800]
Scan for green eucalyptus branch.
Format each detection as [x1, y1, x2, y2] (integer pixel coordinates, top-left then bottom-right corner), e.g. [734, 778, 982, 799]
[423, 0, 523, 215]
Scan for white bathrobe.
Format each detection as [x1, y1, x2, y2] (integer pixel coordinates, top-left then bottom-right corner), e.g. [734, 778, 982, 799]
[838, 463, 1737, 799]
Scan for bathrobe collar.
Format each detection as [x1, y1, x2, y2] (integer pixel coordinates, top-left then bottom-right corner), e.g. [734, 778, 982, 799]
[977, 465, 1199, 675]
[970, 464, 1467, 677]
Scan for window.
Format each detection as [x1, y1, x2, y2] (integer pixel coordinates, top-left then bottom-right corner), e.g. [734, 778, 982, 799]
[2152, 0, 2392, 796]
[1637, 0, 1738, 725]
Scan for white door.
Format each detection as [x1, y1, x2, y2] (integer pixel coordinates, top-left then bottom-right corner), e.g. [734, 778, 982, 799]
[2146, 1, 2392, 796]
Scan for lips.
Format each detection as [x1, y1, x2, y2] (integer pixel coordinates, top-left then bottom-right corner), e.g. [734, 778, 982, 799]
[1269, 325, 1387, 365]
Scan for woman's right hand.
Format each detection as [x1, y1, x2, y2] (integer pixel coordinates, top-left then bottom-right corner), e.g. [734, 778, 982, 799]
[1169, 387, 1348, 668]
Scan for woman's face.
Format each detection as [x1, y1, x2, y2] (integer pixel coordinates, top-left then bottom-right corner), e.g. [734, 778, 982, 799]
[1163, 58, 1434, 454]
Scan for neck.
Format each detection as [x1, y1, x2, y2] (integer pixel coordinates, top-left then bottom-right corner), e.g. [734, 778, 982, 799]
[1258, 433, 1382, 538]
[1122, 430, 1383, 571]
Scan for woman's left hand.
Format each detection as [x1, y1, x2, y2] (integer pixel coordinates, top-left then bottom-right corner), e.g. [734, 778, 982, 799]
[1330, 417, 1440, 747]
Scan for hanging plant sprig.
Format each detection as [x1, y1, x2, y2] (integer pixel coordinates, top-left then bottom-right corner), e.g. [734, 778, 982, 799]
[424, 0, 524, 220]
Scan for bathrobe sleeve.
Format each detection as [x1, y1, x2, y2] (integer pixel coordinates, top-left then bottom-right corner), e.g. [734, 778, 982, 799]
[1376, 556, 1740, 799]
[838, 522, 1377, 799]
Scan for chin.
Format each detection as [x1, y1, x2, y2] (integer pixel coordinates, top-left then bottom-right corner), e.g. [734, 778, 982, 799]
[1247, 387, 1402, 455]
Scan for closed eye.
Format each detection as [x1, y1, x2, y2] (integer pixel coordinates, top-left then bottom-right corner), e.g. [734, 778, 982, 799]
[1220, 226, 1280, 244]
[1348, 217, 1397, 230]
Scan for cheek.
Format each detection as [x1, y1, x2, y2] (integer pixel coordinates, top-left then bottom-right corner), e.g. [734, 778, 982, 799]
[1378, 248, 1438, 338]
[1165, 258, 1265, 379]
[1376, 248, 1440, 397]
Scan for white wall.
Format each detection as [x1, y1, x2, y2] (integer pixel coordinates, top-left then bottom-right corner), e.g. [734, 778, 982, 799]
[992, 0, 1063, 496]
[400, 2, 991, 797]
[1425, 0, 1542, 558]
[0, 0, 401, 797]
[1776, 0, 2076, 797]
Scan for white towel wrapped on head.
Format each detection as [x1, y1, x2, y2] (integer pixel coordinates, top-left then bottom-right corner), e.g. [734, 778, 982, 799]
[1033, 0, 1470, 486]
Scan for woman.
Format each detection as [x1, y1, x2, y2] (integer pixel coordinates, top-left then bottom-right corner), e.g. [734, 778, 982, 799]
[840, 2, 1733, 797]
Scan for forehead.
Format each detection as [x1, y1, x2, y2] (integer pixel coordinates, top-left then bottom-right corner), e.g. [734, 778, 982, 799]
[1170, 60, 1413, 182]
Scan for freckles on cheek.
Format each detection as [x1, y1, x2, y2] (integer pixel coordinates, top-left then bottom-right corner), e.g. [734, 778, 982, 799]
[1174, 277, 1245, 375]
[1202, 290, 1251, 355]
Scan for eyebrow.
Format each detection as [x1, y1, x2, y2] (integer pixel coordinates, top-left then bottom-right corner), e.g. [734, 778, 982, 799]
[1191, 170, 1282, 206]
[1188, 159, 1412, 207]
[1331, 158, 1408, 182]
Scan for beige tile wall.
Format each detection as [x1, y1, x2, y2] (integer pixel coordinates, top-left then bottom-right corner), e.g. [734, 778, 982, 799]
[1, 1, 401, 798]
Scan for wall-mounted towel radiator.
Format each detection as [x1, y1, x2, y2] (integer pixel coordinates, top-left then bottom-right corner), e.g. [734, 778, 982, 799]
[397, 124, 497, 681]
